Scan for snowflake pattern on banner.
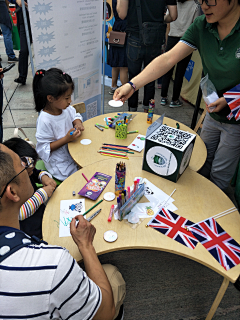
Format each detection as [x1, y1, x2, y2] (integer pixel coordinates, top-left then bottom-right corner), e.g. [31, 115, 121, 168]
[148, 125, 194, 151]
[87, 101, 98, 119]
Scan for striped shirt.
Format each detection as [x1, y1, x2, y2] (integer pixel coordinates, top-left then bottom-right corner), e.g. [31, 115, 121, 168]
[19, 188, 48, 221]
[0, 240, 102, 319]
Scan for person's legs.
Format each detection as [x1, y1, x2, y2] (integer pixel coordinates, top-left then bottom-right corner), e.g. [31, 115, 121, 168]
[171, 53, 192, 102]
[0, 79, 3, 143]
[112, 67, 120, 88]
[126, 35, 144, 111]
[0, 23, 16, 59]
[199, 113, 240, 191]
[142, 44, 162, 108]
[103, 264, 126, 320]
[119, 67, 128, 85]
[16, 10, 32, 82]
[161, 37, 180, 99]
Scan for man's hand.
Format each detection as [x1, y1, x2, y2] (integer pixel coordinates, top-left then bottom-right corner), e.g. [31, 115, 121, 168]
[41, 175, 57, 188]
[73, 119, 84, 132]
[70, 215, 96, 250]
[113, 83, 134, 103]
[0, 69, 4, 80]
[206, 97, 228, 113]
[16, 0, 28, 8]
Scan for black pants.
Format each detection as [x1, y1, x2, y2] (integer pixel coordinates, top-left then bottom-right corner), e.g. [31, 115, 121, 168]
[0, 80, 3, 143]
[161, 36, 192, 101]
[126, 34, 162, 109]
[16, 9, 32, 79]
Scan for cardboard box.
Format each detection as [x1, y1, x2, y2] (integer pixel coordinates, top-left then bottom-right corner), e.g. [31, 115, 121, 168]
[142, 115, 196, 182]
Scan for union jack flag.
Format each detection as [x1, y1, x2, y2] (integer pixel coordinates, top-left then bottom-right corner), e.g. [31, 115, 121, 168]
[147, 208, 198, 249]
[189, 217, 240, 270]
[223, 84, 240, 121]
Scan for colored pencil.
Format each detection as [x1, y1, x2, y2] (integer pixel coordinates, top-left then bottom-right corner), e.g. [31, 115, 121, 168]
[83, 199, 103, 216]
[103, 143, 128, 148]
[98, 150, 127, 156]
[82, 173, 89, 182]
[100, 153, 129, 160]
[102, 147, 134, 154]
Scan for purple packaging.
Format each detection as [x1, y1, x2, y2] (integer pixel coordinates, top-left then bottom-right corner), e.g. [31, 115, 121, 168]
[78, 172, 112, 200]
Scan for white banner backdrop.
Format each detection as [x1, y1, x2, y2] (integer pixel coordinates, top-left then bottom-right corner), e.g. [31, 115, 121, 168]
[28, 0, 103, 120]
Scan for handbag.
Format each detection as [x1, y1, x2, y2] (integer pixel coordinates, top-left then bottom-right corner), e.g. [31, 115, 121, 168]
[109, 31, 126, 47]
[13, 127, 36, 148]
[135, 0, 166, 47]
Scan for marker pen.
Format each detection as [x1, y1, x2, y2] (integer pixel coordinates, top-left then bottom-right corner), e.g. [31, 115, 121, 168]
[108, 204, 114, 222]
[96, 123, 108, 129]
[127, 130, 139, 134]
[133, 180, 137, 193]
[95, 124, 103, 131]
[127, 186, 131, 199]
[121, 193, 125, 205]
[136, 179, 140, 190]
[70, 128, 76, 135]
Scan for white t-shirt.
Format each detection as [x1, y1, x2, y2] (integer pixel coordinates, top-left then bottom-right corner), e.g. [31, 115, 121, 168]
[0, 242, 102, 319]
[36, 106, 83, 181]
[168, 1, 201, 38]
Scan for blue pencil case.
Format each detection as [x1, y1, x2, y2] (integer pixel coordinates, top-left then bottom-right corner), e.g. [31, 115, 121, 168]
[119, 183, 145, 221]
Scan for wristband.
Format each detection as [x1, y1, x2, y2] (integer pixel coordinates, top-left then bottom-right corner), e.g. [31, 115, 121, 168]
[128, 81, 136, 92]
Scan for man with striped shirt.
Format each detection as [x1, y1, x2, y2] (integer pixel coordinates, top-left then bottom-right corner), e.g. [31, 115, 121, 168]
[0, 144, 125, 320]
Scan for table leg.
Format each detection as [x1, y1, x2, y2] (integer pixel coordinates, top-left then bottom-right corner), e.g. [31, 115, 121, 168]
[205, 277, 229, 320]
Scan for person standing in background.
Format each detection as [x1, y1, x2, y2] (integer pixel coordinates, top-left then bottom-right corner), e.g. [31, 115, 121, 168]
[160, 0, 201, 108]
[117, 0, 177, 112]
[0, 0, 19, 63]
[107, 0, 128, 95]
[8, 0, 31, 85]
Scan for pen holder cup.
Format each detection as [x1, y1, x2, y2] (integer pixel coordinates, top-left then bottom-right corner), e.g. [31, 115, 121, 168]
[115, 169, 126, 196]
[115, 122, 128, 139]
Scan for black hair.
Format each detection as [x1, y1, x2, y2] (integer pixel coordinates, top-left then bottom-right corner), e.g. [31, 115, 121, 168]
[32, 68, 74, 112]
[177, 0, 188, 3]
[3, 138, 39, 163]
[0, 148, 19, 210]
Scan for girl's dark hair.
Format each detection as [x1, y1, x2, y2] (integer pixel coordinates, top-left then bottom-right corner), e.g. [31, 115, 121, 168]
[3, 138, 39, 163]
[32, 68, 74, 112]
[177, 0, 188, 2]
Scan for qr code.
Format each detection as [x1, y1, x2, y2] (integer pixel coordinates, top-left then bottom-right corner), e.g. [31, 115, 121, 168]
[149, 125, 193, 150]
[86, 101, 97, 119]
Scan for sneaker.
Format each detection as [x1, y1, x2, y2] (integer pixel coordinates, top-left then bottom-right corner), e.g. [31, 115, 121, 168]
[8, 56, 19, 63]
[114, 304, 124, 320]
[14, 77, 26, 85]
[160, 97, 168, 106]
[169, 99, 183, 108]
[109, 87, 117, 95]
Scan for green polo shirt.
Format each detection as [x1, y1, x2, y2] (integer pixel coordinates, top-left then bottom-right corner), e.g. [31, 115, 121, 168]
[181, 15, 240, 124]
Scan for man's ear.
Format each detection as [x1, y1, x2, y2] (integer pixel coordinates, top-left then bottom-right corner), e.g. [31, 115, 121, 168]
[47, 95, 54, 103]
[5, 184, 20, 203]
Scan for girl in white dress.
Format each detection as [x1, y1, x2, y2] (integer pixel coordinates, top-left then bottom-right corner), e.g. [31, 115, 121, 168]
[34, 68, 84, 181]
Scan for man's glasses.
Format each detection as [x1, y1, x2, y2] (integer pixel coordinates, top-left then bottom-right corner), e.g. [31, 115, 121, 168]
[195, 0, 217, 6]
[0, 156, 34, 200]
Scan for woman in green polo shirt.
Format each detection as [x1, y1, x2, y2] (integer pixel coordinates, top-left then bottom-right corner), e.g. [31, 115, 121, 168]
[114, 0, 240, 193]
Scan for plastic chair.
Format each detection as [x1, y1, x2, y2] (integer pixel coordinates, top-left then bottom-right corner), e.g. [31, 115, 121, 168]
[35, 160, 62, 187]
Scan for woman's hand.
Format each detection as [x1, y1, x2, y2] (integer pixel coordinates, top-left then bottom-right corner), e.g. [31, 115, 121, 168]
[113, 83, 134, 103]
[206, 97, 228, 113]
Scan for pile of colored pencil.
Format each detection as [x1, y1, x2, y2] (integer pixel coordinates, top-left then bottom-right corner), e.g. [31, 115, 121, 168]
[98, 143, 134, 159]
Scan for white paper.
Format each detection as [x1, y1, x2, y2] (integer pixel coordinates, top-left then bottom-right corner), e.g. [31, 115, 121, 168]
[59, 199, 85, 237]
[128, 134, 146, 152]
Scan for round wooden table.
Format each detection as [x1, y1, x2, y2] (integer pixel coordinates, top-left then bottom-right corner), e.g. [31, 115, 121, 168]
[43, 158, 239, 282]
[68, 112, 207, 172]
[43, 158, 240, 319]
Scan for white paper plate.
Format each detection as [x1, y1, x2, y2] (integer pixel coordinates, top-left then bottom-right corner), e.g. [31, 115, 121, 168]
[104, 230, 118, 243]
[80, 139, 92, 145]
[104, 192, 116, 201]
[108, 100, 123, 108]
